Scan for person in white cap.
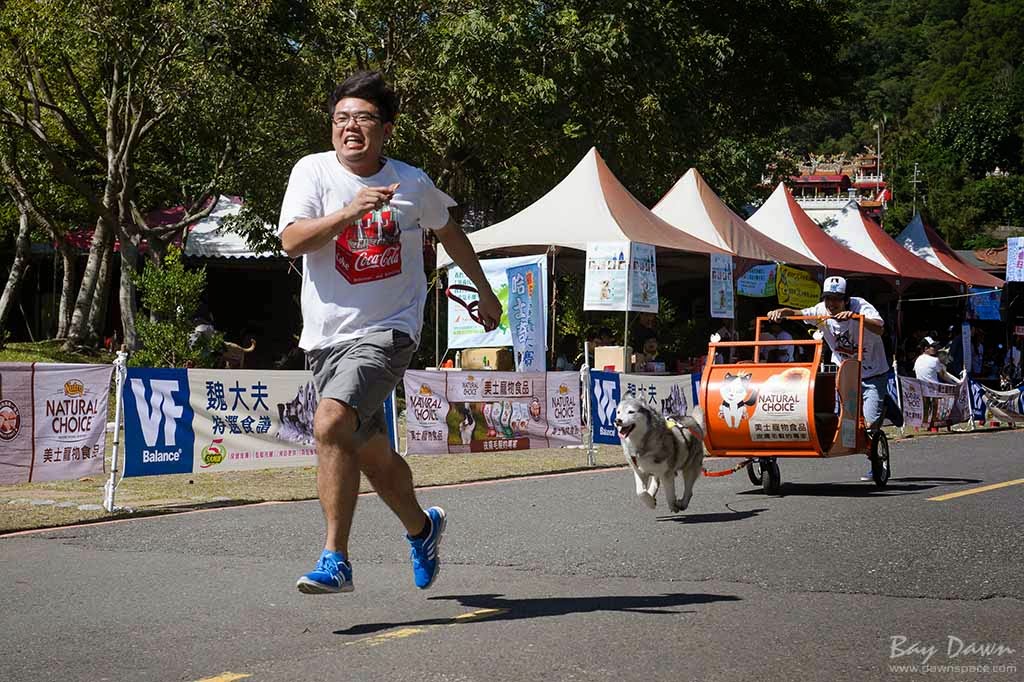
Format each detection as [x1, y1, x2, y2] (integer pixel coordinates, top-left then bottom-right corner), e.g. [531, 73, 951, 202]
[768, 276, 887, 480]
[914, 336, 960, 428]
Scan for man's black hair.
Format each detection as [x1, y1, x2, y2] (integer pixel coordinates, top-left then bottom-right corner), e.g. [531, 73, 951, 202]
[329, 71, 400, 123]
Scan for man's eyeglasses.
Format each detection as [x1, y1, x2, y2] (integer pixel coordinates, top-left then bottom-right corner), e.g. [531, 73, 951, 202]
[332, 112, 382, 127]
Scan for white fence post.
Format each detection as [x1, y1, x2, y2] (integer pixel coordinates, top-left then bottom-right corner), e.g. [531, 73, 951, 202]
[581, 344, 595, 466]
[103, 351, 128, 512]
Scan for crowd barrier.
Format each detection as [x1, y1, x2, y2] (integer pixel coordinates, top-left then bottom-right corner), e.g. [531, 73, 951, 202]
[1, 358, 1020, 513]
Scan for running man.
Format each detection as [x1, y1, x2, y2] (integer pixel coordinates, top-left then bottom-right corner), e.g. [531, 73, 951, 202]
[278, 71, 501, 594]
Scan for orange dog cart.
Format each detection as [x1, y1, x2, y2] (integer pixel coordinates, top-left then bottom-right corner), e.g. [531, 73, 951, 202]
[698, 315, 891, 494]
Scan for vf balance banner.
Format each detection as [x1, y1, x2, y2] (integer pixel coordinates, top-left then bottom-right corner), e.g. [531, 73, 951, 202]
[122, 367, 396, 477]
[0, 362, 113, 485]
[403, 370, 582, 454]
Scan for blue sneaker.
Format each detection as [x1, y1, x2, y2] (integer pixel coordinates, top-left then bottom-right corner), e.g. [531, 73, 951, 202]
[407, 506, 446, 589]
[296, 549, 353, 594]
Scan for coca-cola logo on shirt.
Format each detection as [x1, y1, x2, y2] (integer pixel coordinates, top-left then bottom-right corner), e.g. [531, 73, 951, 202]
[336, 205, 402, 284]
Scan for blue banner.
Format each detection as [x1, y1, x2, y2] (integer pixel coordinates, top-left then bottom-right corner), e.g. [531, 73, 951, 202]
[507, 263, 546, 371]
[589, 370, 622, 445]
[968, 287, 1001, 321]
[123, 367, 195, 477]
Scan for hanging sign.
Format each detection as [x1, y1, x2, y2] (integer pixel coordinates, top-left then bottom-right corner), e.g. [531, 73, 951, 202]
[776, 265, 820, 309]
[1006, 237, 1024, 282]
[628, 243, 659, 313]
[447, 254, 547, 350]
[710, 254, 735, 319]
[737, 264, 777, 298]
[507, 263, 546, 371]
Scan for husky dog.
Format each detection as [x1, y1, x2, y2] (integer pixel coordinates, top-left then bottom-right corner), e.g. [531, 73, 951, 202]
[718, 371, 757, 429]
[615, 398, 706, 513]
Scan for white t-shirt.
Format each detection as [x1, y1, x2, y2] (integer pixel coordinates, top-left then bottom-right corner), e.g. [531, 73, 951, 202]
[759, 331, 775, 361]
[801, 297, 887, 378]
[772, 330, 794, 362]
[914, 353, 945, 383]
[278, 152, 455, 350]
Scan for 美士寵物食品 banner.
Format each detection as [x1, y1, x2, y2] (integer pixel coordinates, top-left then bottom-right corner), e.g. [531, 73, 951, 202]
[0, 362, 113, 485]
[403, 370, 582, 454]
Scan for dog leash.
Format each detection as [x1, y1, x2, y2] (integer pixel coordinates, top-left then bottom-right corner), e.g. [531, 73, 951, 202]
[702, 458, 753, 477]
[445, 284, 497, 331]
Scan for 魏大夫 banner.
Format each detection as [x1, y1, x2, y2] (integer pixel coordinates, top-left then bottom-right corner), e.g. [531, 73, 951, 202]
[122, 367, 396, 477]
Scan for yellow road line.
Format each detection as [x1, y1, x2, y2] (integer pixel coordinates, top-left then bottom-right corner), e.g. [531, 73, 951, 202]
[347, 608, 509, 648]
[452, 608, 507, 623]
[360, 627, 430, 647]
[193, 674, 250, 682]
[928, 478, 1024, 502]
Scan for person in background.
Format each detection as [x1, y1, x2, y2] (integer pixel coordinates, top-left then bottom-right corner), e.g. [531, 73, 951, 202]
[769, 320, 794, 362]
[914, 336, 960, 428]
[636, 335, 664, 371]
[596, 326, 616, 347]
[631, 312, 659, 347]
[555, 334, 581, 371]
[970, 327, 985, 378]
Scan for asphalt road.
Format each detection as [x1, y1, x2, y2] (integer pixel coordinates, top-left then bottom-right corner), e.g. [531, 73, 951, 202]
[3, 429, 1023, 682]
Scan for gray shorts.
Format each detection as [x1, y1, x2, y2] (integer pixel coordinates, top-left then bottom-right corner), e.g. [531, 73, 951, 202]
[306, 329, 416, 446]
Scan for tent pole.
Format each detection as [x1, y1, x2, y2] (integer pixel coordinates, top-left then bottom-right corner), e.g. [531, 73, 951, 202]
[549, 246, 557, 367]
[435, 270, 441, 368]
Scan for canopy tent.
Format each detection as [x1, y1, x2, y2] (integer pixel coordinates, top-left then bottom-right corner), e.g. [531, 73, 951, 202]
[436, 148, 726, 268]
[651, 168, 819, 266]
[184, 196, 281, 259]
[828, 204, 961, 289]
[896, 214, 1004, 288]
[747, 183, 894, 277]
[64, 195, 281, 259]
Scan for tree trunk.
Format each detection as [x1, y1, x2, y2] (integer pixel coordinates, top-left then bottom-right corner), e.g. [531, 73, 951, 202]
[88, 236, 114, 343]
[0, 209, 32, 341]
[56, 241, 77, 339]
[64, 216, 113, 348]
[119, 237, 141, 351]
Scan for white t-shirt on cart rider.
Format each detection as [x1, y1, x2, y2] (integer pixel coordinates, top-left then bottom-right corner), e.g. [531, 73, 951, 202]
[800, 297, 887, 379]
[278, 152, 456, 351]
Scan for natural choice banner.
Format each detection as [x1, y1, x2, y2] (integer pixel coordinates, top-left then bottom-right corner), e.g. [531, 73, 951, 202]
[0, 363, 113, 485]
[403, 370, 582, 454]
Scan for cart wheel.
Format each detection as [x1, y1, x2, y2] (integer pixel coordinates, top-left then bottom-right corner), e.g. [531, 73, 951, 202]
[746, 460, 763, 486]
[761, 457, 782, 495]
[870, 431, 890, 487]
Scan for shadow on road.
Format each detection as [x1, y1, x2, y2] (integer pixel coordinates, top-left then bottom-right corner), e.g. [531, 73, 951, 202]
[656, 508, 768, 524]
[736, 476, 982, 498]
[334, 592, 740, 636]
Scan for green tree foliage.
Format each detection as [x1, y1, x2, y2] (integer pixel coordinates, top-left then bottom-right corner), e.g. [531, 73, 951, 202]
[130, 246, 222, 368]
[789, 0, 1024, 244]
[231, 0, 852, 239]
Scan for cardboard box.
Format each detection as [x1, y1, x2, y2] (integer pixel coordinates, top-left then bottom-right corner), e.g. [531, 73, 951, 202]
[459, 347, 514, 371]
[594, 345, 632, 372]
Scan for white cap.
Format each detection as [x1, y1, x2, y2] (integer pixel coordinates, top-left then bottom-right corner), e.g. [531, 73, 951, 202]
[823, 276, 847, 295]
